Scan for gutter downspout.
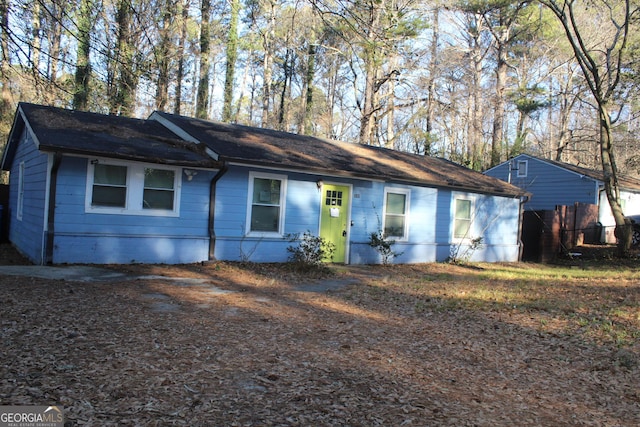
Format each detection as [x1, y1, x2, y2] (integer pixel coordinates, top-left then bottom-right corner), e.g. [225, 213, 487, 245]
[209, 162, 228, 261]
[518, 194, 529, 261]
[45, 153, 62, 265]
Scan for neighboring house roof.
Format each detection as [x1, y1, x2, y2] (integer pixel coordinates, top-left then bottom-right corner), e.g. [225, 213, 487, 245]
[151, 111, 526, 197]
[1, 103, 218, 170]
[514, 154, 640, 192]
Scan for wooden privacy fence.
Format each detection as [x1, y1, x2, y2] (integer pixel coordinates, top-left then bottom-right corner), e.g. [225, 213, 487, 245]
[521, 203, 600, 262]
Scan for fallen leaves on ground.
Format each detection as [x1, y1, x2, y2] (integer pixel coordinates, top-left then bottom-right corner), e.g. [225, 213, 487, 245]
[0, 249, 639, 426]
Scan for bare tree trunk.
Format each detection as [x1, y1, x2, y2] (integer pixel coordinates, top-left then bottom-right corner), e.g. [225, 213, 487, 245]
[277, 48, 292, 130]
[261, 0, 276, 127]
[491, 38, 507, 167]
[386, 74, 395, 148]
[31, 1, 41, 72]
[541, 0, 633, 255]
[300, 43, 316, 135]
[425, 7, 439, 150]
[358, 0, 384, 145]
[73, 0, 93, 110]
[110, 0, 136, 116]
[156, 0, 176, 112]
[174, 0, 189, 115]
[359, 61, 378, 145]
[471, 56, 483, 169]
[382, 52, 400, 148]
[326, 57, 338, 139]
[29, 0, 43, 98]
[46, 2, 64, 98]
[0, 0, 12, 110]
[234, 48, 253, 121]
[554, 67, 578, 162]
[196, 0, 211, 119]
[222, 0, 240, 122]
[600, 103, 631, 253]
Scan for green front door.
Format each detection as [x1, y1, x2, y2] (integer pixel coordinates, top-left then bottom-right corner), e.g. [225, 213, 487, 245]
[319, 184, 350, 263]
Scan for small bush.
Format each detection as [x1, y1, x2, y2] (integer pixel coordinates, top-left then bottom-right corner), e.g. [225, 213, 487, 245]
[286, 231, 336, 266]
[448, 236, 483, 264]
[369, 230, 402, 265]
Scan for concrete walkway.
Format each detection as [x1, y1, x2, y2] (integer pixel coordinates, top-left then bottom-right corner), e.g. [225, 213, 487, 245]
[0, 265, 358, 293]
[0, 265, 133, 282]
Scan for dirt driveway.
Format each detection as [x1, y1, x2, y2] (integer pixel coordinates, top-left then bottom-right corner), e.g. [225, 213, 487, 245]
[0, 248, 638, 426]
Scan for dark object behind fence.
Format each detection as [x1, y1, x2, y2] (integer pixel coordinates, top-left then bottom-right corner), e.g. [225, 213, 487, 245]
[522, 203, 600, 262]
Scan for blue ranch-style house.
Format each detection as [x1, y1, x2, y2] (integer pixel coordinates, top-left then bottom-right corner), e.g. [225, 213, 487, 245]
[1, 103, 528, 265]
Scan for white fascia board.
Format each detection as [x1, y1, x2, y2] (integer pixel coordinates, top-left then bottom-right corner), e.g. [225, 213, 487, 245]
[149, 111, 220, 161]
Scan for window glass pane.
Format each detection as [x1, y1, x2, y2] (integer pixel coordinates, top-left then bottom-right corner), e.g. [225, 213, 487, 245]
[94, 164, 126, 185]
[145, 168, 174, 189]
[253, 178, 281, 204]
[92, 186, 126, 207]
[386, 193, 406, 215]
[92, 164, 127, 207]
[454, 199, 471, 239]
[143, 189, 174, 210]
[251, 205, 280, 232]
[455, 199, 471, 219]
[384, 215, 405, 237]
[454, 219, 470, 239]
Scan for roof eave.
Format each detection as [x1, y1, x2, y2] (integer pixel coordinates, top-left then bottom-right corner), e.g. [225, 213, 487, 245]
[1, 105, 28, 170]
[225, 157, 528, 198]
[39, 145, 221, 168]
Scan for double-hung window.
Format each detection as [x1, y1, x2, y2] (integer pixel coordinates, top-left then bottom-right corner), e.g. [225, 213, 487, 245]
[383, 188, 410, 240]
[92, 164, 127, 208]
[453, 198, 472, 239]
[87, 160, 179, 216]
[143, 168, 175, 210]
[247, 172, 286, 234]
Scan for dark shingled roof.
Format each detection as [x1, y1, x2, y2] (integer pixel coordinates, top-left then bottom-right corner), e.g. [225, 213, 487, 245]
[2, 103, 218, 168]
[151, 112, 527, 197]
[2, 103, 527, 197]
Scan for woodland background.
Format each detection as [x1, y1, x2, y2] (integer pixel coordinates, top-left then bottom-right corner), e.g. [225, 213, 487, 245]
[1, 0, 640, 179]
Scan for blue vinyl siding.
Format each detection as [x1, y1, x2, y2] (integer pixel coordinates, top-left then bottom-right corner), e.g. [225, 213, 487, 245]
[213, 167, 522, 264]
[459, 192, 521, 262]
[7, 130, 48, 264]
[213, 167, 326, 262]
[485, 155, 600, 211]
[349, 183, 440, 264]
[51, 156, 215, 264]
[435, 190, 521, 262]
[6, 134, 523, 264]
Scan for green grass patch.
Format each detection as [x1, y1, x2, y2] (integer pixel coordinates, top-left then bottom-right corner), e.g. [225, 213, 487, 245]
[348, 262, 640, 348]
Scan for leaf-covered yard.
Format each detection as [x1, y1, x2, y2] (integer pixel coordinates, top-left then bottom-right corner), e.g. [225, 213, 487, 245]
[0, 247, 639, 426]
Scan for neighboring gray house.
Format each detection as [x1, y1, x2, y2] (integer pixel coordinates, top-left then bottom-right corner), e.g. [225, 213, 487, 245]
[485, 154, 640, 241]
[2, 103, 528, 265]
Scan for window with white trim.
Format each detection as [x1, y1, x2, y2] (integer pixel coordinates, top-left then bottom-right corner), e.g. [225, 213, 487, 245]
[17, 162, 24, 220]
[86, 160, 180, 216]
[143, 168, 176, 210]
[247, 172, 286, 234]
[453, 198, 472, 239]
[383, 188, 410, 240]
[92, 163, 127, 208]
[516, 160, 528, 177]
